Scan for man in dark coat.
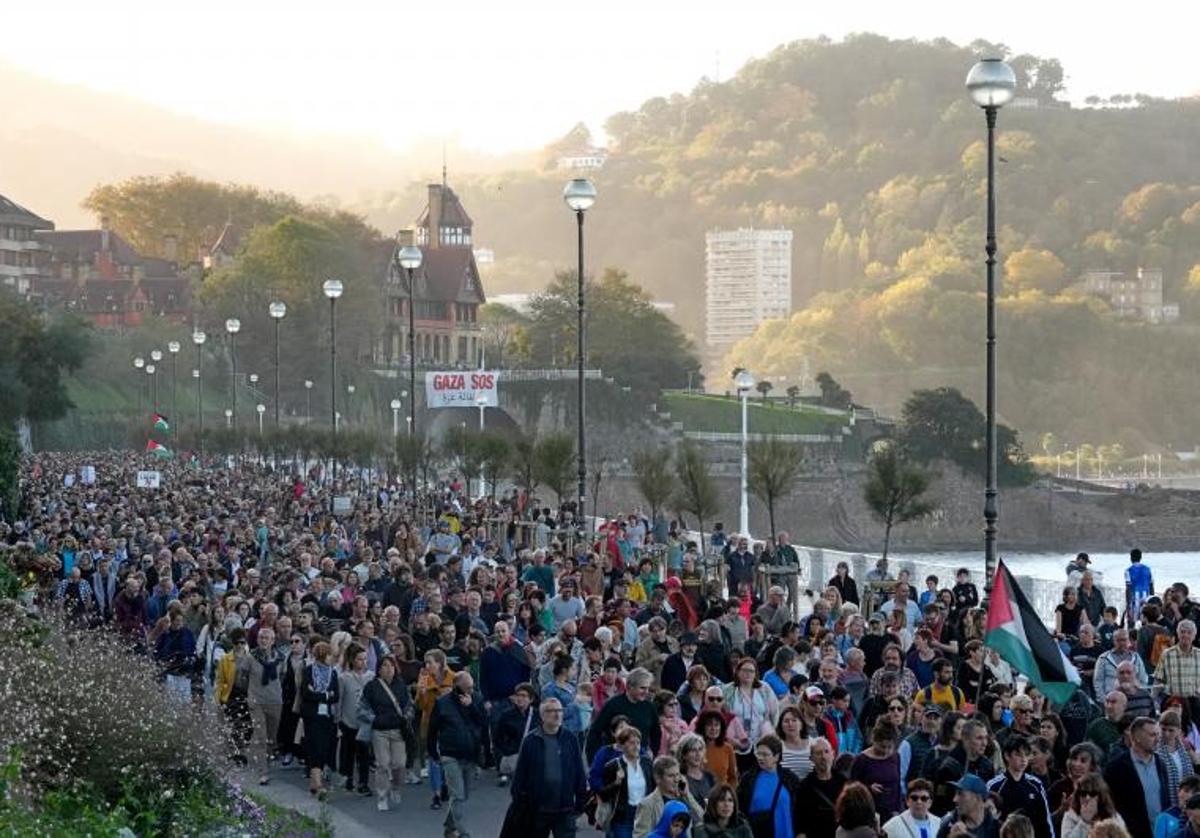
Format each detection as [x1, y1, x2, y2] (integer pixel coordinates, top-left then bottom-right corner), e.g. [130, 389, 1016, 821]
[1103, 716, 1171, 838]
[506, 697, 587, 838]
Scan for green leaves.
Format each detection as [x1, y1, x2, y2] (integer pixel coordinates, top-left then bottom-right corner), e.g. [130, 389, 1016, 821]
[863, 445, 936, 560]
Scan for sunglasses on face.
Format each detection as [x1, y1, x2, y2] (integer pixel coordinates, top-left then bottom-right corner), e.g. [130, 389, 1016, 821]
[889, 705, 906, 712]
[807, 699, 826, 707]
[908, 794, 931, 802]
[707, 696, 723, 703]
[1079, 791, 1099, 799]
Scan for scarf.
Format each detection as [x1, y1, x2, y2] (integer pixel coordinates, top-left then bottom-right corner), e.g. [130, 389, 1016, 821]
[255, 648, 280, 686]
[312, 661, 333, 692]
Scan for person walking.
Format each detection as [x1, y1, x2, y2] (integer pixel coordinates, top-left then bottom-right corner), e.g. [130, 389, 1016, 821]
[300, 640, 340, 798]
[362, 654, 415, 812]
[427, 670, 488, 838]
[335, 643, 373, 796]
[507, 697, 589, 838]
[237, 625, 285, 786]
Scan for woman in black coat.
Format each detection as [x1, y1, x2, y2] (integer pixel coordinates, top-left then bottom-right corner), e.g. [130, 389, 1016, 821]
[598, 727, 656, 838]
[300, 640, 340, 797]
[828, 563, 859, 606]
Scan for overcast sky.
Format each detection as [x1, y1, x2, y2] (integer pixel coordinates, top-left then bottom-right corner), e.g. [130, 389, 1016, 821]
[4, 1, 1197, 153]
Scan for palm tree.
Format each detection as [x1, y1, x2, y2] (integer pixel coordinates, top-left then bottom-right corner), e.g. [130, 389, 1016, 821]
[785, 385, 800, 407]
[755, 380, 773, 403]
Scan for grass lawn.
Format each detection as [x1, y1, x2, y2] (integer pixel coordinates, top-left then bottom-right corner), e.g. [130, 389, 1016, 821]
[661, 392, 846, 435]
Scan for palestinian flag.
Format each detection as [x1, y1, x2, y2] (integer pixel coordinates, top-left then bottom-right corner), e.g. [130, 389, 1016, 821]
[986, 559, 1081, 704]
[145, 439, 174, 460]
[152, 413, 170, 433]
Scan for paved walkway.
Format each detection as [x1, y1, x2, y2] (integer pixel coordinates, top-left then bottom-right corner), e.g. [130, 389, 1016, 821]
[241, 763, 584, 838]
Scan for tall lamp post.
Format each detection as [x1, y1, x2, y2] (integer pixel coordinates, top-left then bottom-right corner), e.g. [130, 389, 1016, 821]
[192, 330, 206, 450]
[150, 350, 162, 409]
[346, 384, 355, 426]
[167, 341, 180, 427]
[390, 398, 402, 438]
[475, 389, 487, 431]
[304, 380, 313, 424]
[146, 364, 157, 412]
[563, 177, 597, 528]
[734, 369, 756, 538]
[396, 244, 422, 439]
[322, 279, 344, 483]
[269, 301, 287, 425]
[133, 356, 145, 414]
[225, 318, 241, 428]
[966, 56, 1016, 596]
[256, 403, 266, 436]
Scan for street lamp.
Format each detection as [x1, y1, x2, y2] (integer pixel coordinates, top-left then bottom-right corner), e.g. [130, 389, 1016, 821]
[146, 363, 157, 410]
[323, 278, 343, 483]
[256, 403, 266, 435]
[475, 389, 487, 431]
[734, 368, 756, 538]
[304, 379, 313, 424]
[390, 398, 402, 437]
[150, 351, 163, 408]
[563, 177, 596, 526]
[224, 408, 233, 429]
[346, 383, 355, 426]
[249, 373, 259, 388]
[192, 330, 206, 450]
[269, 300, 287, 425]
[396, 244, 422, 441]
[167, 341, 180, 429]
[225, 317, 241, 428]
[966, 56, 1016, 596]
[133, 356, 145, 414]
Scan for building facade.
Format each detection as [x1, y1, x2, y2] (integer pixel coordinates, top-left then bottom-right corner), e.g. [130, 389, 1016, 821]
[0, 194, 54, 296]
[1081, 267, 1179, 324]
[380, 180, 485, 367]
[704, 228, 793, 365]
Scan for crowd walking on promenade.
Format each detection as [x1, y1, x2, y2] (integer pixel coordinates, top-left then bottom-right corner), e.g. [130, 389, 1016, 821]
[14, 450, 1200, 838]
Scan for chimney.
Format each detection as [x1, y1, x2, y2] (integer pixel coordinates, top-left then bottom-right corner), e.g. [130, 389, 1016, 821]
[427, 184, 443, 250]
[99, 215, 110, 253]
[163, 234, 178, 262]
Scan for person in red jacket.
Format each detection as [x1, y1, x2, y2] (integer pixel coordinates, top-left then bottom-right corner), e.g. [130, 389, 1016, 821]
[665, 576, 699, 630]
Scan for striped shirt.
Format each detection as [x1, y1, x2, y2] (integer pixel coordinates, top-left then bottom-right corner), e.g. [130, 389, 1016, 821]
[1155, 644, 1200, 697]
[781, 740, 815, 781]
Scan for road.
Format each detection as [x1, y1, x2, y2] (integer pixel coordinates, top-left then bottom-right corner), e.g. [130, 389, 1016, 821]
[243, 762, 590, 838]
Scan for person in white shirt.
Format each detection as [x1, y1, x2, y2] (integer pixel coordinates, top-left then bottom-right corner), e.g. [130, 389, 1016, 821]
[882, 777, 942, 838]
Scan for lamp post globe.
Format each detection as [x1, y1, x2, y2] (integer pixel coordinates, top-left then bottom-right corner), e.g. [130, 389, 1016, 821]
[397, 246, 422, 271]
[396, 244, 422, 488]
[562, 178, 597, 212]
[269, 301, 287, 320]
[322, 279, 343, 300]
[192, 369, 199, 379]
[390, 398, 402, 410]
[225, 319, 240, 427]
[966, 58, 1017, 108]
[966, 56, 1015, 597]
[145, 364, 155, 375]
[268, 302, 287, 426]
[168, 341, 180, 354]
[133, 356, 145, 370]
[225, 318, 240, 335]
[151, 349, 162, 363]
[191, 332, 206, 451]
[166, 342, 181, 426]
[249, 373, 259, 386]
[390, 398, 402, 437]
[192, 331, 206, 346]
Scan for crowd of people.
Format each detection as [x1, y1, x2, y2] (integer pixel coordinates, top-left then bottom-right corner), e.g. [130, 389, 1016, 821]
[12, 451, 1200, 838]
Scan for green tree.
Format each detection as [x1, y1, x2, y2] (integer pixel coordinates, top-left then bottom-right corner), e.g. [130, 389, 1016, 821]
[632, 446, 674, 525]
[785, 385, 801, 407]
[0, 293, 90, 433]
[479, 303, 530, 368]
[863, 445, 936, 561]
[815, 372, 852, 410]
[673, 441, 719, 552]
[526, 268, 702, 394]
[477, 431, 512, 499]
[510, 434, 541, 498]
[395, 432, 434, 489]
[534, 433, 576, 504]
[755, 380, 774, 403]
[747, 438, 805, 539]
[1004, 248, 1066, 295]
[897, 387, 1035, 486]
[443, 425, 485, 497]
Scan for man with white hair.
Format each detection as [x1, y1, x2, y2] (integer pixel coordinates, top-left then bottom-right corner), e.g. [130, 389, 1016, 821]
[1156, 620, 1200, 701]
[756, 586, 791, 635]
[1095, 627, 1147, 699]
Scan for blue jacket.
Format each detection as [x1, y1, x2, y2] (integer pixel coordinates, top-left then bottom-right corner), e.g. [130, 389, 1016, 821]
[480, 641, 532, 702]
[511, 727, 587, 813]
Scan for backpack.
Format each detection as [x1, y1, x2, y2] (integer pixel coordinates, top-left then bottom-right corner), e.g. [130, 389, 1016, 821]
[1151, 631, 1172, 666]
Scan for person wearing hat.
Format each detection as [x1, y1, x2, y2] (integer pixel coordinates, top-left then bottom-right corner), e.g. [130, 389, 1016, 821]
[935, 774, 999, 838]
[662, 632, 701, 695]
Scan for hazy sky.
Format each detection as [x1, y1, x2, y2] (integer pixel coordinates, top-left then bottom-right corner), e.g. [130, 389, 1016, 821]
[4, 1, 1197, 153]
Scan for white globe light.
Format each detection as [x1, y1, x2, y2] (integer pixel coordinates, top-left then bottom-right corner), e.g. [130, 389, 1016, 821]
[966, 58, 1017, 108]
[563, 178, 597, 212]
[145, 364, 156, 375]
[225, 318, 241, 334]
[167, 341, 180, 354]
[397, 245, 423, 271]
[390, 399, 402, 410]
[256, 404, 266, 414]
[734, 369, 756, 391]
[151, 350, 162, 362]
[192, 330, 206, 346]
[133, 356, 145, 369]
[269, 300, 288, 319]
[322, 278, 344, 299]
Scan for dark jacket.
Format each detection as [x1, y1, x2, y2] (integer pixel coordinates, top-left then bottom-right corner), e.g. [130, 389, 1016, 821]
[736, 767, 804, 838]
[586, 693, 660, 760]
[363, 674, 412, 732]
[599, 754, 655, 824]
[300, 664, 340, 719]
[661, 652, 696, 694]
[427, 688, 487, 762]
[480, 640, 532, 702]
[693, 814, 755, 838]
[494, 703, 533, 758]
[795, 771, 846, 838]
[1104, 749, 1171, 838]
[511, 727, 587, 813]
[828, 574, 859, 606]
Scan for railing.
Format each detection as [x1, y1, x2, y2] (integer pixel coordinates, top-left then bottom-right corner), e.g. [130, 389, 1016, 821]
[682, 431, 842, 444]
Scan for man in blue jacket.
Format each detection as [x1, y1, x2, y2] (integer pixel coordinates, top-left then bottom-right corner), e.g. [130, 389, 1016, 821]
[428, 671, 489, 838]
[510, 697, 587, 838]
